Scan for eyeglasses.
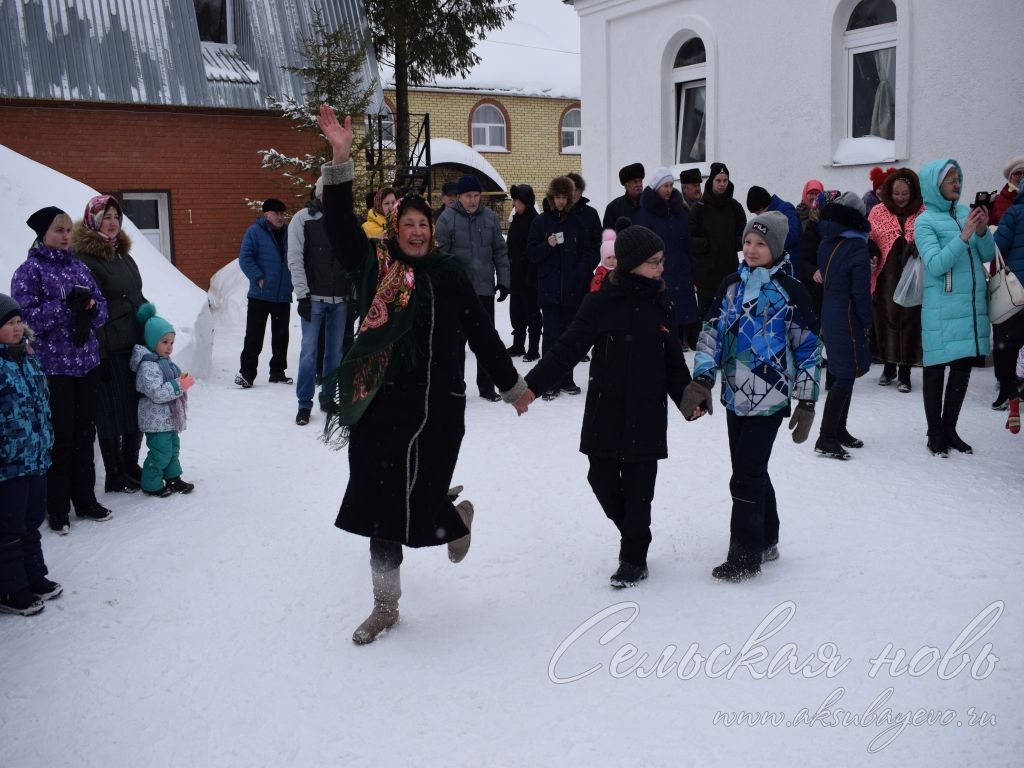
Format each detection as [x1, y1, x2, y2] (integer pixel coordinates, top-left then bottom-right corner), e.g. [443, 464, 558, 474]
[644, 256, 665, 266]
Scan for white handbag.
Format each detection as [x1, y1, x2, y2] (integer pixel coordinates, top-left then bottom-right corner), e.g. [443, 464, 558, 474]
[987, 247, 1024, 324]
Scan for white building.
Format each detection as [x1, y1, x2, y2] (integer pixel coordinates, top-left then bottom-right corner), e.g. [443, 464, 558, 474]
[573, 0, 1022, 208]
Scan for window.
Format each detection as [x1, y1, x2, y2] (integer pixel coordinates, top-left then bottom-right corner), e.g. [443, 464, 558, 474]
[471, 103, 507, 151]
[672, 38, 706, 164]
[560, 107, 581, 154]
[193, 1, 233, 44]
[844, 0, 896, 140]
[122, 193, 173, 262]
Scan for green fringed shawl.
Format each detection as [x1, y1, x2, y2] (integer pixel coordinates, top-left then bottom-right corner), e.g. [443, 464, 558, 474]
[322, 238, 466, 447]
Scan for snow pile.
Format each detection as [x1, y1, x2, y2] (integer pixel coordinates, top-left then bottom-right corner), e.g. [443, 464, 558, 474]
[0, 144, 214, 376]
[833, 136, 897, 166]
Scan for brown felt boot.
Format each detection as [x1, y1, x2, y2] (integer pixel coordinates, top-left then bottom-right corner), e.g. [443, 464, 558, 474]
[352, 567, 401, 645]
[448, 500, 475, 564]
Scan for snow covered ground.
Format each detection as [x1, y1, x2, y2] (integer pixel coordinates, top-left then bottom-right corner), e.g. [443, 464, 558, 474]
[1, 276, 1021, 766]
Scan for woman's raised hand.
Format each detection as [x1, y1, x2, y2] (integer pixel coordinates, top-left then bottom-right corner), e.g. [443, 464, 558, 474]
[318, 104, 353, 165]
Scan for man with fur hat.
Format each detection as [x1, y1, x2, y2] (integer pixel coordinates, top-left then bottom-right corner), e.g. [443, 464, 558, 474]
[236, 198, 293, 388]
[435, 174, 511, 401]
[506, 183, 542, 360]
[991, 153, 1024, 226]
[602, 163, 645, 229]
[679, 167, 703, 212]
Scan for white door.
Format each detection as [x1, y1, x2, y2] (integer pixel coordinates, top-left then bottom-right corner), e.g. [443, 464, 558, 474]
[121, 193, 172, 262]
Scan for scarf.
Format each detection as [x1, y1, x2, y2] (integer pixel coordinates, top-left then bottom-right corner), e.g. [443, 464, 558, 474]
[740, 261, 781, 304]
[84, 195, 121, 247]
[141, 351, 186, 432]
[322, 238, 466, 447]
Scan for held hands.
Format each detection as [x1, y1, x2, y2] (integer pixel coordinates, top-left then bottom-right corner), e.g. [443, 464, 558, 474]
[513, 388, 536, 416]
[179, 373, 196, 392]
[680, 378, 713, 421]
[788, 400, 815, 443]
[317, 104, 353, 165]
[495, 284, 510, 302]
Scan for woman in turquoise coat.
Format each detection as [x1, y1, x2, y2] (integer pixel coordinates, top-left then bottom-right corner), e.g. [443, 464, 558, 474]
[915, 159, 993, 456]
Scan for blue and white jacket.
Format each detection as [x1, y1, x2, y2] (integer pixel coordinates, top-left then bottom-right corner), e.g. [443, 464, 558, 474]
[0, 342, 53, 481]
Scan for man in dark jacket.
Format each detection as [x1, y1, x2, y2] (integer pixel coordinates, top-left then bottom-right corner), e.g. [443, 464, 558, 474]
[689, 162, 746, 321]
[602, 163, 645, 228]
[287, 178, 352, 425]
[507, 184, 542, 360]
[432, 180, 458, 223]
[679, 167, 703, 213]
[747, 185, 802, 264]
[236, 198, 293, 388]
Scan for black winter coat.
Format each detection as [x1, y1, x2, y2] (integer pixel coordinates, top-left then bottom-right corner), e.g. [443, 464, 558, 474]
[633, 187, 699, 326]
[602, 193, 641, 229]
[689, 183, 746, 300]
[574, 198, 603, 283]
[507, 206, 538, 293]
[527, 207, 594, 309]
[525, 274, 692, 461]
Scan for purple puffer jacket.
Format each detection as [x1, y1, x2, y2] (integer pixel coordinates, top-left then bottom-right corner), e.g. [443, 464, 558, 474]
[10, 244, 108, 377]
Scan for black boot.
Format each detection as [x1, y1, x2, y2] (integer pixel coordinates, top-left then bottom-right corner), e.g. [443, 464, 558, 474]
[837, 391, 864, 448]
[121, 432, 143, 487]
[923, 366, 948, 457]
[897, 365, 912, 393]
[506, 334, 526, 356]
[814, 388, 851, 459]
[523, 335, 541, 362]
[943, 369, 973, 453]
[99, 437, 135, 493]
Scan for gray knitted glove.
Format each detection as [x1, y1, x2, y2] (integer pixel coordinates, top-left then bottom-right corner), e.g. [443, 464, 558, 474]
[680, 378, 714, 420]
[788, 400, 815, 443]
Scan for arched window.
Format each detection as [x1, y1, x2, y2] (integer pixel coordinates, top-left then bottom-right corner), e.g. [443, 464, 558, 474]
[844, 0, 896, 140]
[560, 106, 581, 154]
[471, 103, 507, 151]
[672, 37, 706, 164]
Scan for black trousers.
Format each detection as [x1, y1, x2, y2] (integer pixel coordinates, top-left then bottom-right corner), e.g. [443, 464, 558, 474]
[47, 370, 100, 519]
[725, 411, 783, 564]
[474, 295, 498, 395]
[0, 474, 48, 592]
[993, 312, 1024, 394]
[509, 287, 542, 349]
[540, 304, 578, 387]
[239, 298, 290, 380]
[587, 456, 658, 567]
[369, 538, 403, 573]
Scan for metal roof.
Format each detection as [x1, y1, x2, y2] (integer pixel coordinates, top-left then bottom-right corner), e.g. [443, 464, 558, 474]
[0, 0, 383, 110]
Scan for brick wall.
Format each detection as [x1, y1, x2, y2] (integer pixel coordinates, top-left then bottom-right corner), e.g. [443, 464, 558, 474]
[0, 100, 320, 289]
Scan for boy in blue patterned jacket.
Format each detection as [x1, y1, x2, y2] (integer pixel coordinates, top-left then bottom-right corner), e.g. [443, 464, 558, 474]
[680, 212, 822, 582]
[0, 294, 62, 616]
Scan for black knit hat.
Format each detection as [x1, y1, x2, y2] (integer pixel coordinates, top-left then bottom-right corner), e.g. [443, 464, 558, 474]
[679, 167, 702, 185]
[746, 185, 772, 213]
[510, 183, 536, 209]
[0, 293, 21, 327]
[618, 163, 645, 186]
[708, 162, 730, 180]
[613, 219, 665, 273]
[26, 206, 66, 240]
[262, 198, 287, 213]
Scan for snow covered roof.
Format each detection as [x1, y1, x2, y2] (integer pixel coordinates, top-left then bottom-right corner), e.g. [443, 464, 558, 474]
[379, 0, 580, 100]
[414, 138, 509, 192]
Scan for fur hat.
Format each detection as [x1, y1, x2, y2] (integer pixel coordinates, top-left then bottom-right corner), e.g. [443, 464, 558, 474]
[510, 184, 536, 209]
[26, 206, 67, 240]
[820, 192, 870, 231]
[84, 194, 122, 233]
[618, 163, 645, 186]
[746, 185, 772, 213]
[1003, 154, 1024, 181]
[646, 166, 675, 191]
[0, 293, 21, 327]
[262, 198, 286, 213]
[679, 167, 702, 185]
[869, 166, 896, 191]
[137, 303, 175, 354]
[456, 174, 483, 195]
[742, 211, 789, 264]
[546, 176, 575, 201]
[566, 172, 586, 193]
[599, 229, 617, 269]
[613, 220, 665, 274]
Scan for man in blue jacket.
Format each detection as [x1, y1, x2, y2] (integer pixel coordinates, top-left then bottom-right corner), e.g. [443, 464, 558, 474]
[236, 198, 293, 388]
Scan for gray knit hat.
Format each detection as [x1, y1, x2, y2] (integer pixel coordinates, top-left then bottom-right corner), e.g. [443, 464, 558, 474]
[836, 190, 867, 216]
[614, 223, 665, 273]
[742, 211, 789, 264]
[0, 293, 22, 327]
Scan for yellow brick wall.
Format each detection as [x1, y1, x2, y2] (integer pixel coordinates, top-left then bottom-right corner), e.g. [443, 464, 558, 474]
[384, 88, 583, 221]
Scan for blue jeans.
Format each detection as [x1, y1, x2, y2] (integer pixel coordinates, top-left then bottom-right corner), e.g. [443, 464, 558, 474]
[297, 300, 348, 410]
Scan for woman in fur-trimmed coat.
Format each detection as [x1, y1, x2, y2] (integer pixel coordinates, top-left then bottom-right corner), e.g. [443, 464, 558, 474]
[73, 195, 148, 493]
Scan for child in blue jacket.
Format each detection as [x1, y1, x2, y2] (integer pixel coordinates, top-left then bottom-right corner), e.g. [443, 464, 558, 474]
[0, 294, 62, 616]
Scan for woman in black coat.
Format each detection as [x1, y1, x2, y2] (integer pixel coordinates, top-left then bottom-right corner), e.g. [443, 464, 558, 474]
[814, 193, 873, 459]
[506, 183, 541, 359]
[317, 106, 526, 645]
[523, 224, 695, 588]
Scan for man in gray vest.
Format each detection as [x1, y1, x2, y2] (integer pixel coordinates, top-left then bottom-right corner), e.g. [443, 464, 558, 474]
[434, 174, 510, 401]
[287, 176, 352, 425]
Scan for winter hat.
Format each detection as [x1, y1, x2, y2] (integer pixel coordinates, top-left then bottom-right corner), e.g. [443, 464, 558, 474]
[618, 163, 645, 186]
[510, 183, 536, 209]
[613, 219, 665, 273]
[440, 180, 459, 197]
[836, 190, 867, 216]
[1003, 154, 1024, 182]
[566, 172, 586, 194]
[26, 206, 67, 240]
[262, 198, 287, 213]
[801, 179, 824, 201]
[137, 303, 175, 353]
[456, 174, 483, 195]
[646, 166, 675, 191]
[742, 211, 789, 264]
[746, 185, 772, 213]
[679, 167, 702, 185]
[869, 166, 896, 191]
[810, 189, 842, 221]
[314, 175, 324, 198]
[709, 162, 730, 180]
[84, 194, 122, 233]
[0, 293, 21, 327]
[599, 228, 617, 269]
[546, 175, 575, 203]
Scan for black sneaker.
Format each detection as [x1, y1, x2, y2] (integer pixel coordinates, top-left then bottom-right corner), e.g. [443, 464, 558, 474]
[814, 437, 850, 460]
[29, 577, 63, 601]
[610, 561, 648, 588]
[143, 484, 173, 498]
[166, 477, 195, 494]
[561, 383, 582, 395]
[234, 373, 253, 389]
[296, 407, 311, 426]
[712, 559, 761, 582]
[48, 514, 70, 535]
[0, 589, 45, 616]
[541, 389, 560, 401]
[269, 372, 293, 384]
[479, 391, 502, 402]
[506, 345, 526, 356]
[104, 471, 139, 494]
[522, 351, 540, 362]
[75, 501, 113, 521]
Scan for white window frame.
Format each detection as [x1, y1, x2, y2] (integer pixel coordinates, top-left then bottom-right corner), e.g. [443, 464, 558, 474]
[672, 59, 706, 166]
[560, 107, 582, 154]
[122, 192, 172, 262]
[471, 104, 507, 152]
[843, 22, 896, 140]
[194, 0, 234, 46]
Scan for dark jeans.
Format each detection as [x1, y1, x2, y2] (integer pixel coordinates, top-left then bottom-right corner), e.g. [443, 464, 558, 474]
[0, 474, 48, 592]
[993, 312, 1024, 394]
[725, 411, 784, 564]
[540, 304, 578, 387]
[370, 537, 403, 573]
[473, 295, 498, 395]
[239, 298, 290, 380]
[47, 370, 99, 519]
[587, 456, 659, 567]
[509, 287, 542, 349]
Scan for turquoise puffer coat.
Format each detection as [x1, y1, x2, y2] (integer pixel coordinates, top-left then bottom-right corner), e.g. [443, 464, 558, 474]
[915, 159, 993, 365]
